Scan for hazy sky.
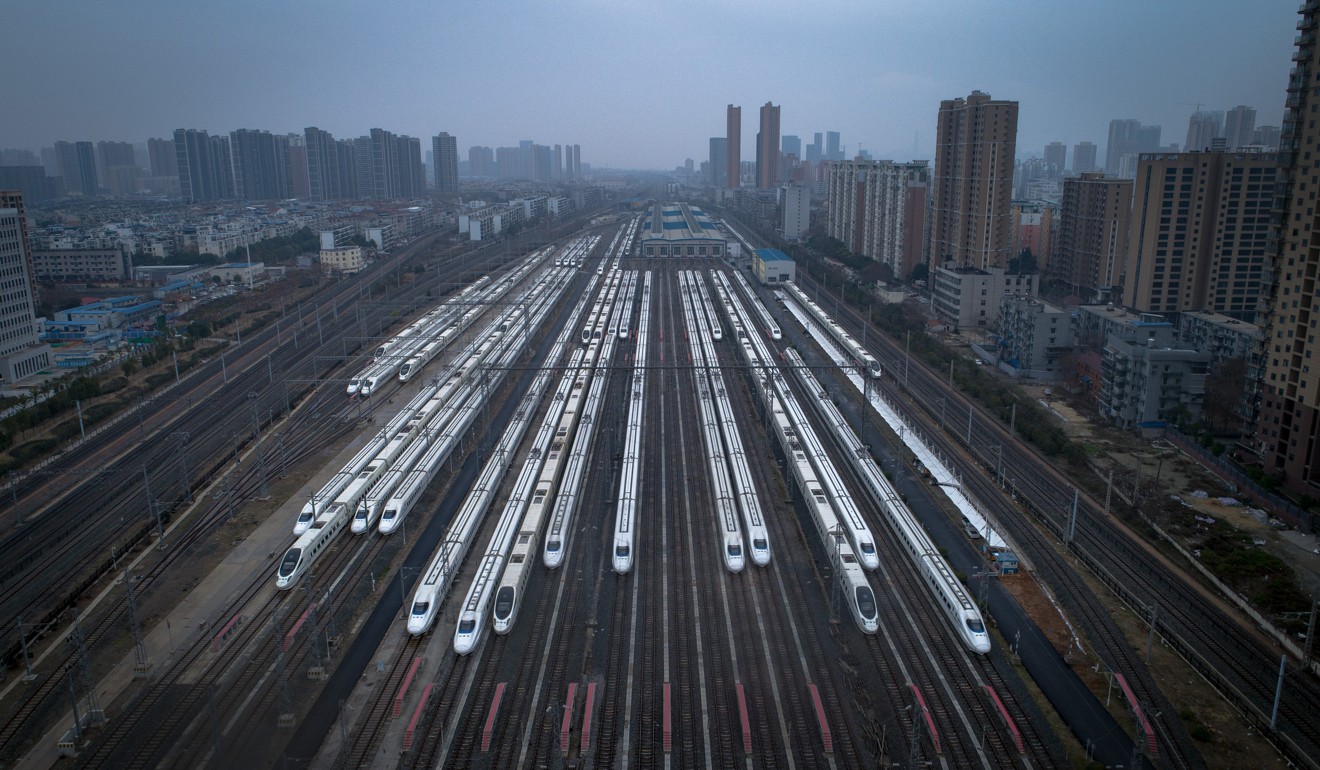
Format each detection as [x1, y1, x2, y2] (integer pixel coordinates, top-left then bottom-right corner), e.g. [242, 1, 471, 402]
[0, 0, 1300, 170]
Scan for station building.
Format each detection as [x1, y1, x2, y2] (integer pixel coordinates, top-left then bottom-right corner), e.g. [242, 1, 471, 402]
[638, 203, 728, 258]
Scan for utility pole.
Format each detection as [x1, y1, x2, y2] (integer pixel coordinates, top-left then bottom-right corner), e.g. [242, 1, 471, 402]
[126, 570, 151, 677]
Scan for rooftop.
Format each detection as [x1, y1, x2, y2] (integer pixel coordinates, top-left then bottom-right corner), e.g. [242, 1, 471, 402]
[755, 248, 793, 263]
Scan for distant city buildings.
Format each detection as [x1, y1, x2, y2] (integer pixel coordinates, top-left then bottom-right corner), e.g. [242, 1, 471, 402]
[174, 129, 234, 203]
[708, 138, 728, 188]
[1072, 141, 1097, 173]
[1043, 141, 1066, 175]
[1223, 105, 1257, 149]
[780, 183, 810, 241]
[1185, 111, 1224, 153]
[1105, 119, 1162, 177]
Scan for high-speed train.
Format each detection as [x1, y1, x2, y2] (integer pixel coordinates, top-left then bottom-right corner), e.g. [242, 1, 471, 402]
[765, 382, 875, 632]
[613, 272, 652, 574]
[691, 271, 770, 566]
[679, 271, 745, 573]
[783, 347, 989, 653]
[492, 362, 594, 634]
[783, 281, 882, 379]
[731, 271, 782, 340]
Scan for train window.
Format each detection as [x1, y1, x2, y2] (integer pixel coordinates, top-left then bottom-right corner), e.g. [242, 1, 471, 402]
[616, 544, 630, 558]
[753, 538, 767, 551]
[967, 618, 985, 634]
[383, 509, 396, 520]
[510, 554, 524, 564]
[494, 588, 514, 616]
[859, 541, 876, 555]
[546, 540, 561, 552]
[457, 617, 476, 634]
[728, 544, 742, 556]
[411, 601, 429, 616]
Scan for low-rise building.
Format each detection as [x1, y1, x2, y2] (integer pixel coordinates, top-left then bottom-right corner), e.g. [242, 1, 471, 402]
[320, 246, 364, 274]
[638, 202, 728, 258]
[1074, 305, 1175, 350]
[995, 295, 1074, 378]
[931, 265, 1038, 331]
[32, 248, 130, 281]
[1099, 335, 1209, 431]
[753, 248, 795, 285]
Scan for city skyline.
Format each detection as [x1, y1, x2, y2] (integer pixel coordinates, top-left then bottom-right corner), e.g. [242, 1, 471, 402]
[0, 0, 1297, 170]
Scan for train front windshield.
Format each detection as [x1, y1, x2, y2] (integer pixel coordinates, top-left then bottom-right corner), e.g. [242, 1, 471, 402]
[967, 618, 985, 634]
[856, 587, 877, 619]
[278, 548, 302, 578]
[458, 617, 476, 634]
[411, 601, 429, 617]
[615, 544, 630, 558]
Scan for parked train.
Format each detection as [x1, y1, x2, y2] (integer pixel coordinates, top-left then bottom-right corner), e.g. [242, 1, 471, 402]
[783, 281, 882, 379]
[784, 347, 990, 654]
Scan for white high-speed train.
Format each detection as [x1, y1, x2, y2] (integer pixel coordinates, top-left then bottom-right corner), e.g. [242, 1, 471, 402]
[784, 281, 882, 379]
[613, 272, 652, 574]
[783, 347, 990, 654]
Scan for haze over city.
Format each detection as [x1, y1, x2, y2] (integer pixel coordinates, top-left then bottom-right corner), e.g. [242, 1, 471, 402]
[0, 0, 1299, 168]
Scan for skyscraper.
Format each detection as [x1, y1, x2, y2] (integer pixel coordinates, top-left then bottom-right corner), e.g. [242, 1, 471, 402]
[726, 105, 741, 188]
[825, 131, 842, 161]
[756, 102, 780, 189]
[1105, 119, 1162, 176]
[1072, 141, 1097, 173]
[781, 135, 801, 161]
[96, 141, 135, 195]
[0, 190, 51, 382]
[1224, 105, 1257, 149]
[53, 141, 98, 197]
[571, 145, 581, 179]
[553, 144, 563, 181]
[806, 133, 822, 164]
[930, 91, 1019, 270]
[709, 138, 728, 187]
[173, 129, 233, 202]
[1043, 142, 1066, 175]
[1055, 172, 1131, 299]
[433, 133, 459, 193]
[1256, 4, 1320, 489]
[1121, 150, 1276, 319]
[1254, 125, 1282, 149]
[1185, 111, 1224, 152]
[369, 129, 397, 199]
[229, 129, 288, 201]
[468, 146, 493, 178]
[147, 138, 177, 179]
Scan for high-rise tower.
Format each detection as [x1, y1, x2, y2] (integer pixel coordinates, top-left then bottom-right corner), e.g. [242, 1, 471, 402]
[1256, 3, 1320, 490]
[726, 105, 741, 189]
[929, 91, 1019, 270]
[757, 102, 780, 189]
[433, 133, 459, 193]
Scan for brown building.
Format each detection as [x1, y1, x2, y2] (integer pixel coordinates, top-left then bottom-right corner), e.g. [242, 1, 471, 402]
[1055, 173, 1132, 300]
[756, 102, 780, 190]
[1257, 2, 1320, 492]
[726, 105, 741, 189]
[930, 91, 1019, 271]
[1009, 202, 1054, 270]
[1120, 151, 1276, 320]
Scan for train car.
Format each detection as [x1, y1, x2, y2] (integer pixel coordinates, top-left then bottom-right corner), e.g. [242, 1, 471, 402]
[772, 395, 876, 632]
[493, 363, 593, 635]
[276, 501, 351, 589]
[784, 282, 882, 379]
[782, 348, 988, 653]
[613, 273, 651, 573]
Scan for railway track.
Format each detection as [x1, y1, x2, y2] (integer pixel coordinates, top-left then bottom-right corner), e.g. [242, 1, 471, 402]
[797, 270, 1218, 767]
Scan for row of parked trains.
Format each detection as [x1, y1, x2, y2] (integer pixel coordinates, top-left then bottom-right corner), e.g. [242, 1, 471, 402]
[276, 241, 587, 590]
[279, 220, 989, 657]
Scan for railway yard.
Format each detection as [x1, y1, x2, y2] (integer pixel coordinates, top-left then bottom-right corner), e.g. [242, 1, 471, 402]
[0, 212, 1317, 769]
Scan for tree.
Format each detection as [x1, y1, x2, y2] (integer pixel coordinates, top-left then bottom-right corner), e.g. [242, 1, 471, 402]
[909, 262, 929, 284]
[1202, 357, 1247, 434]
